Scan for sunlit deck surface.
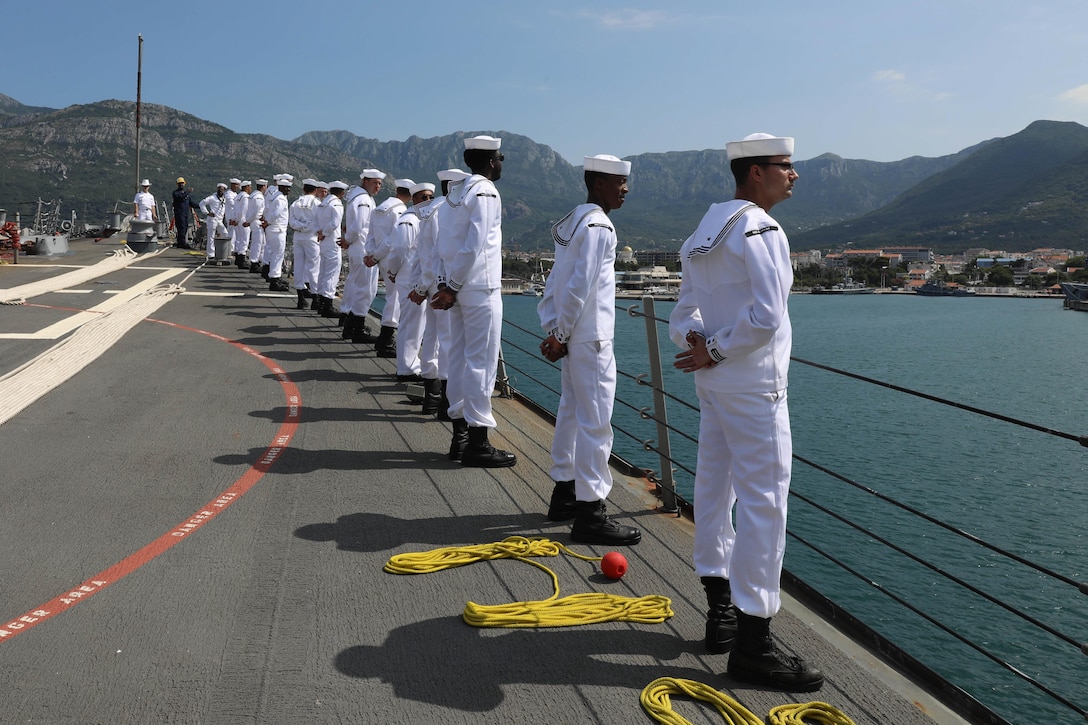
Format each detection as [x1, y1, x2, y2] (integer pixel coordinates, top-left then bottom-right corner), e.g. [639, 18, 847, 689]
[0, 240, 967, 724]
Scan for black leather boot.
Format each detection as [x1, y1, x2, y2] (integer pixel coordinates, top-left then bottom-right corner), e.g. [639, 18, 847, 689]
[570, 500, 641, 546]
[448, 419, 470, 461]
[236, 253, 248, 269]
[260, 264, 270, 280]
[269, 278, 290, 292]
[375, 325, 397, 358]
[352, 318, 378, 344]
[436, 380, 452, 422]
[321, 297, 340, 319]
[249, 261, 262, 273]
[310, 290, 320, 310]
[421, 378, 443, 415]
[701, 576, 737, 654]
[546, 480, 577, 521]
[461, 426, 517, 468]
[342, 313, 359, 340]
[727, 612, 824, 691]
[296, 289, 307, 310]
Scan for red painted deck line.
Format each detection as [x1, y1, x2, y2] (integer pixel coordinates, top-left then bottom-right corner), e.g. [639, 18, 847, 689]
[0, 318, 301, 642]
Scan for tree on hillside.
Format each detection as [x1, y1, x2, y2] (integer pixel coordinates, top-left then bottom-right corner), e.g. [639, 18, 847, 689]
[986, 265, 1014, 286]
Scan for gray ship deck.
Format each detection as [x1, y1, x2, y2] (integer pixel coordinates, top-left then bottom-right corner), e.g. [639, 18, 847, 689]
[0, 239, 967, 724]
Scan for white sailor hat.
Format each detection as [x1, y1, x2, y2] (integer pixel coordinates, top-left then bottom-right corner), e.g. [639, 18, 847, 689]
[437, 168, 469, 182]
[241, 180, 252, 187]
[278, 178, 293, 187]
[217, 182, 228, 189]
[301, 178, 318, 187]
[275, 173, 294, 182]
[255, 178, 268, 186]
[140, 179, 151, 187]
[394, 178, 414, 190]
[410, 182, 436, 195]
[584, 154, 631, 176]
[726, 133, 794, 161]
[464, 135, 501, 151]
[229, 177, 242, 185]
[360, 168, 386, 180]
[313, 180, 329, 190]
[329, 180, 349, 191]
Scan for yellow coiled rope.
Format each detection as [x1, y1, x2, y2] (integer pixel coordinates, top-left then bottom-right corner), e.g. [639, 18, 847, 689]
[640, 677, 763, 725]
[768, 701, 858, 725]
[640, 678, 858, 725]
[383, 536, 674, 628]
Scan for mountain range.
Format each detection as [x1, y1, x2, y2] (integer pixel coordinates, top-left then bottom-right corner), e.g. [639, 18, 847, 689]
[2, 92, 1086, 255]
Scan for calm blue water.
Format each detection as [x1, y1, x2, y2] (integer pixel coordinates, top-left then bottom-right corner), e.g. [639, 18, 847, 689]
[499, 292, 1088, 725]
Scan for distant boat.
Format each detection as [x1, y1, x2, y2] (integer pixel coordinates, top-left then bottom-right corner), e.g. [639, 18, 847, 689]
[1059, 281, 1088, 311]
[521, 284, 543, 296]
[811, 277, 875, 295]
[915, 280, 976, 297]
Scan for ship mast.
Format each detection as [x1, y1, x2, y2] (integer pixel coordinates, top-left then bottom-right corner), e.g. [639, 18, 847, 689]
[135, 34, 143, 193]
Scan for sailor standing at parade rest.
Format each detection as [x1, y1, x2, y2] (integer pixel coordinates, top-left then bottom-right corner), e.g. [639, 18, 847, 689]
[232, 181, 252, 267]
[431, 135, 516, 468]
[364, 178, 413, 357]
[669, 132, 822, 692]
[288, 179, 323, 308]
[407, 168, 467, 416]
[133, 180, 157, 222]
[224, 178, 241, 263]
[387, 181, 435, 374]
[538, 154, 640, 546]
[245, 179, 268, 274]
[199, 183, 229, 259]
[315, 180, 347, 319]
[262, 176, 292, 291]
[341, 169, 385, 343]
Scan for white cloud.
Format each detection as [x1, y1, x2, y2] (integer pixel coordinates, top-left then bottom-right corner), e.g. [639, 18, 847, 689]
[577, 9, 669, 30]
[873, 70, 906, 83]
[1057, 83, 1088, 104]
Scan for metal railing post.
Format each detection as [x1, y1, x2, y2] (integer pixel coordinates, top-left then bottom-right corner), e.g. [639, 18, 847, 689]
[639, 296, 678, 513]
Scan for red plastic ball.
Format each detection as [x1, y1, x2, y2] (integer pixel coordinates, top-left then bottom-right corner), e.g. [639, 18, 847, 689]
[600, 551, 628, 579]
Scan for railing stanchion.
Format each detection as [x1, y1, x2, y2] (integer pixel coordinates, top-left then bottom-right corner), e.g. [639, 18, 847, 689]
[640, 296, 678, 513]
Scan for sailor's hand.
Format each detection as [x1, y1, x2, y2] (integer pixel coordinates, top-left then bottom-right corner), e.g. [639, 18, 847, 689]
[408, 289, 426, 305]
[539, 334, 567, 362]
[675, 333, 714, 373]
[430, 287, 457, 310]
[364, 255, 377, 268]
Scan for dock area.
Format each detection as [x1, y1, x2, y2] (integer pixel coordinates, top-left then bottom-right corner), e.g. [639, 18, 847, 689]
[0, 240, 967, 724]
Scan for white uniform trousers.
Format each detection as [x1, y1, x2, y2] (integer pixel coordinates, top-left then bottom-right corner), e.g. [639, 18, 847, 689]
[341, 243, 379, 315]
[419, 303, 448, 380]
[317, 238, 342, 299]
[692, 385, 792, 619]
[445, 287, 502, 428]
[248, 225, 266, 264]
[231, 223, 250, 254]
[206, 220, 227, 259]
[292, 234, 320, 291]
[550, 340, 616, 502]
[380, 270, 400, 327]
[395, 285, 424, 377]
[264, 228, 287, 279]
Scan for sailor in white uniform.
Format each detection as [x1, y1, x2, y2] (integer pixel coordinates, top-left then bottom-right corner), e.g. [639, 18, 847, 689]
[388, 181, 435, 376]
[289, 179, 323, 309]
[199, 183, 228, 259]
[341, 169, 385, 343]
[262, 176, 292, 291]
[245, 179, 268, 274]
[224, 178, 241, 264]
[365, 178, 412, 356]
[408, 169, 466, 416]
[315, 180, 347, 318]
[133, 180, 157, 222]
[538, 154, 640, 546]
[231, 181, 252, 267]
[669, 133, 822, 692]
[431, 136, 515, 468]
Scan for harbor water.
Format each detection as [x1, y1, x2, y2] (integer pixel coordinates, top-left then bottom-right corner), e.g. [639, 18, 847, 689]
[498, 292, 1088, 724]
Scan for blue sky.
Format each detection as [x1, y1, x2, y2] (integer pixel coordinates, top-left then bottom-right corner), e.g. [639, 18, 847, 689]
[5, 0, 1088, 165]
